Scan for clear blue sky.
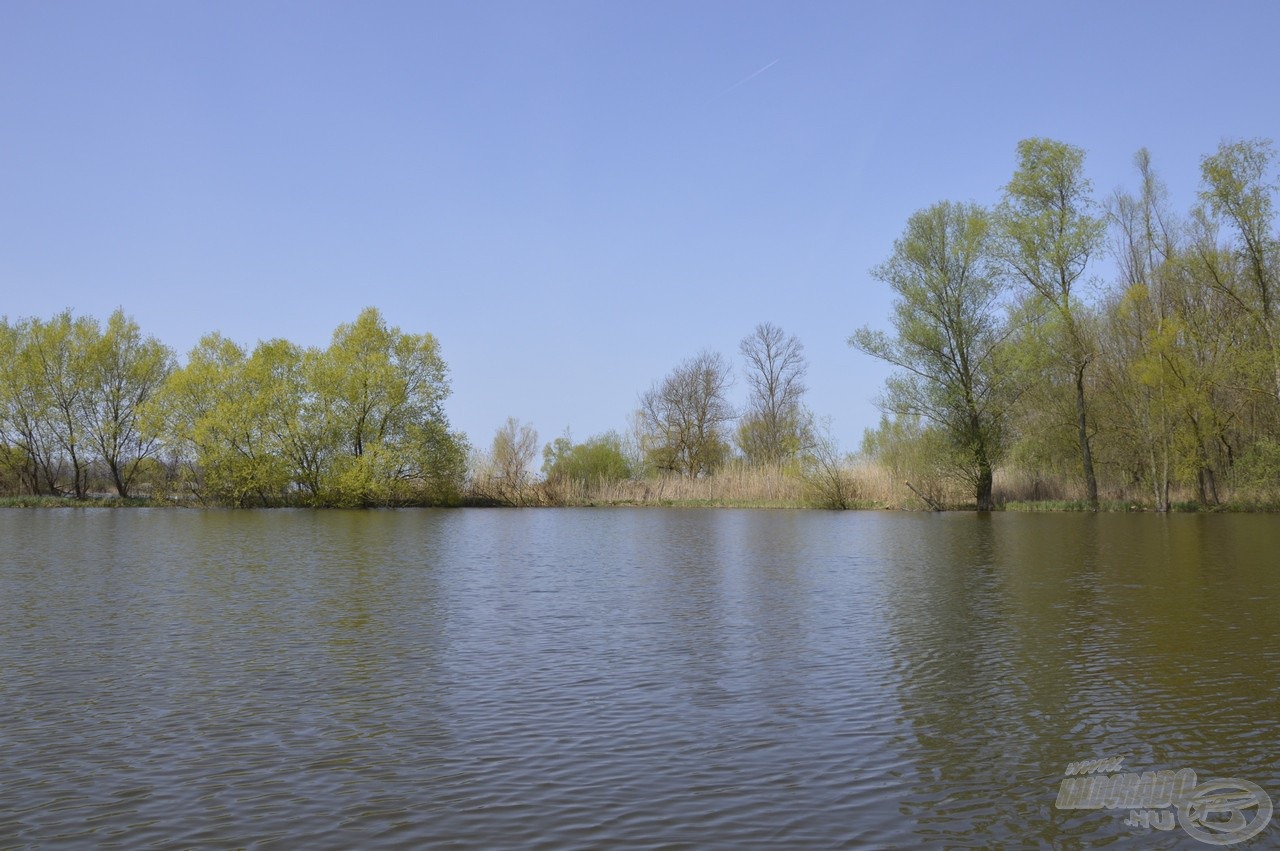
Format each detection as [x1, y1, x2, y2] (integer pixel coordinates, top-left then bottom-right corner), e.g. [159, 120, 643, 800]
[4, 2, 1279, 453]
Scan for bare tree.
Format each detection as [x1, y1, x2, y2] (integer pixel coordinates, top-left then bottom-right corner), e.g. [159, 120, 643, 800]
[639, 350, 735, 477]
[737, 322, 810, 465]
[1107, 149, 1180, 511]
[486, 416, 539, 504]
[802, 416, 857, 509]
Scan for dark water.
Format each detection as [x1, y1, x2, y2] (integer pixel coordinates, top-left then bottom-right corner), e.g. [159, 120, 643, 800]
[1, 508, 1277, 849]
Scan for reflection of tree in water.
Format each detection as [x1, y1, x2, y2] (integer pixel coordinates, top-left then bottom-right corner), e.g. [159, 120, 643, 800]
[879, 513, 1107, 845]
[629, 509, 738, 711]
[282, 511, 456, 798]
[100, 510, 461, 839]
[624, 509, 923, 844]
[880, 513, 1280, 847]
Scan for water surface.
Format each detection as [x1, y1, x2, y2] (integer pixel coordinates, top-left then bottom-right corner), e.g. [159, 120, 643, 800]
[1, 509, 1277, 848]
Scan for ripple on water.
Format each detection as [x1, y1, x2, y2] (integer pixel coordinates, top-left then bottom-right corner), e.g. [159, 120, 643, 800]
[2, 509, 1278, 848]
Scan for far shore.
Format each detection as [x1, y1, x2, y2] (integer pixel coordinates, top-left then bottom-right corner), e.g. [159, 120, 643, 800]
[4, 494, 1278, 513]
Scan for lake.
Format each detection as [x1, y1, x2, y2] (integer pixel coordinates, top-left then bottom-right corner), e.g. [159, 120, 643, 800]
[1, 508, 1277, 848]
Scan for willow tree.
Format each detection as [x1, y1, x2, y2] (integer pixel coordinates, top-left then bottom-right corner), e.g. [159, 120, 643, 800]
[996, 138, 1106, 509]
[155, 309, 467, 506]
[851, 201, 1011, 510]
[16, 312, 98, 498]
[153, 333, 290, 506]
[308, 307, 466, 505]
[81, 309, 175, 497]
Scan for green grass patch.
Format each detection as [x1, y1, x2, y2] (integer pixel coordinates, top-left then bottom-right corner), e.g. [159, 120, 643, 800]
[0, 495, 168, 508]
[1004, 499, 1095, 512]
[1002, 499, 1149, 512]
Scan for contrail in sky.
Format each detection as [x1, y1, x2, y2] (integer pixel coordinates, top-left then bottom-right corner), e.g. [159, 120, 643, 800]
[720, 59, 778, 96]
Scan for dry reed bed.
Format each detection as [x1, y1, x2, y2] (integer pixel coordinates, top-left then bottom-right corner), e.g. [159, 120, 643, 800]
[519, 463, 1266, 510]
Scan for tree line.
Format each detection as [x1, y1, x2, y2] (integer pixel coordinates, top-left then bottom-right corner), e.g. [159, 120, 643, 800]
[6, 136, 1280, 510]
[852, 136, 1280, 510]
[0, 308, 468, 506]
[1, 304, 825, 507]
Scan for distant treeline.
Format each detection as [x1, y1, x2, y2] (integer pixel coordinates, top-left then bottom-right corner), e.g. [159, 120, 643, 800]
[6, 136, 1280, 510]
[0, 308, 468, 506]
[0, 306, 837, 507]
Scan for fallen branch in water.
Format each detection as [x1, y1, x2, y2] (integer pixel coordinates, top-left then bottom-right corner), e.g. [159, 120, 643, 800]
[904, 481, 943, 511]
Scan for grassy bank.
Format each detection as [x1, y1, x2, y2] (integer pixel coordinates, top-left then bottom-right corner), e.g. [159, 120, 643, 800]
[0, 495, 168, 508]
[1005, 498, 1280, 512]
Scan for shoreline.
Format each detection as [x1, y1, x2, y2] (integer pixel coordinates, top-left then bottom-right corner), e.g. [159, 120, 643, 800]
[4, 495, 1278, 513]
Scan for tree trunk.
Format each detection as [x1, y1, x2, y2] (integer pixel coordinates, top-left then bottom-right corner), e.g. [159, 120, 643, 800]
[971, 416, 995, 511]
[1074, 363, 1099, 510]
[110, 461, 129, 498]
[1147, 432, 1163, 512]
[976, 461, 995, 511]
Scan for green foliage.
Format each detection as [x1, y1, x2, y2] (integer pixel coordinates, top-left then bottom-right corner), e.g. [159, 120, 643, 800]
[408, 419, 470, 505]
[0, 443, 28, 495]
[0, 310, 173, 498]
[152, 308, 466, 506]
[995, 137, 1107, 507]
[82, 310, 175, 496]
[736, 408, 812, 468]
[0, 494, 163, 508]
[1233, 439, 1280, 501]
[1, 307, 464, 507]
[7, 136, 1280, 514]
[851, 201, 1011, 509]
[312, 308, 451, 458]
[860, 414, 957, 507]
[1199, 139, 1277, 320]
[153, 333, 280, 506]
[1004, 500, 1141, 512]
[542, 431, 633, 486]
[998, 138, 1106, 307]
